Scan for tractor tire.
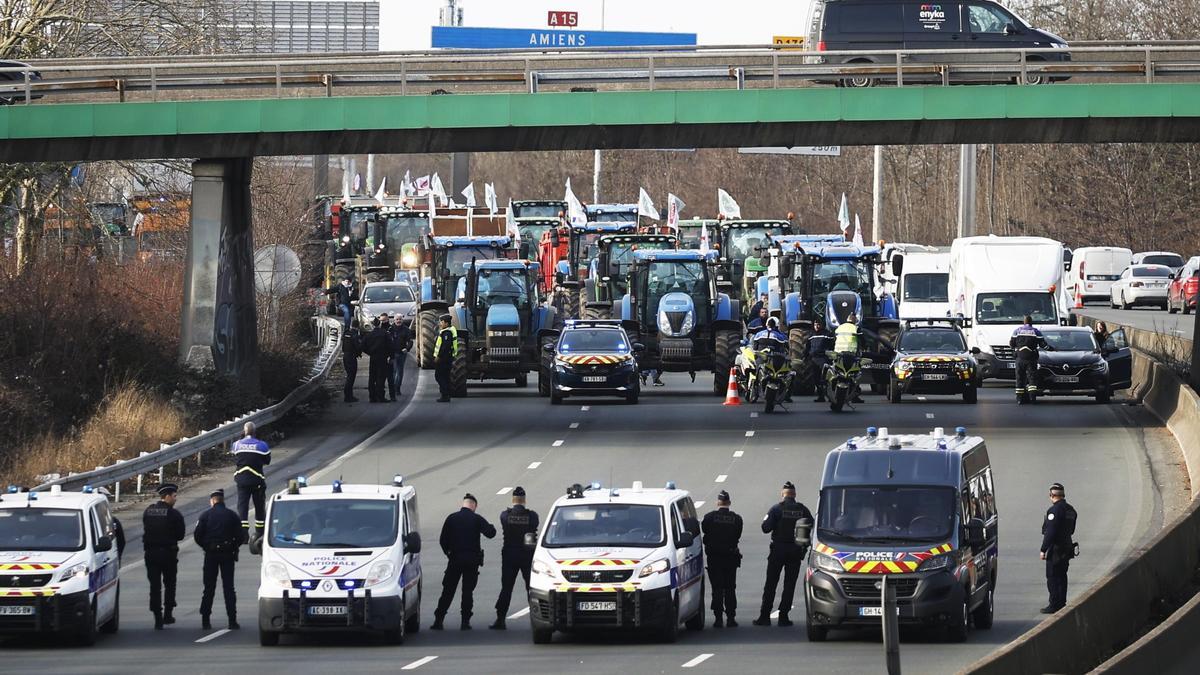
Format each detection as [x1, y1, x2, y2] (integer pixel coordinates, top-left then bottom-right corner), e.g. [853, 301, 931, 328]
[538, 337, 555, 397]
[789, 327, 815, 395]
[562, 287, 580, 320]
[713, 329, 740, 396]
[450, 339, 468, 398]
[417, 310, 439, 370]
[582, 303, 610, 320]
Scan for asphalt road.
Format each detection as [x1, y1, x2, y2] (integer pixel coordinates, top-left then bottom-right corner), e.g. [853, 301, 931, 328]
[1076, 305, 1198, 340]
[1, 370, 1176, 674]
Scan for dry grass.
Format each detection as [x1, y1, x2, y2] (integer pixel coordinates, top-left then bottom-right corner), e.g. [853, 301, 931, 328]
[0, 384, 187, 488]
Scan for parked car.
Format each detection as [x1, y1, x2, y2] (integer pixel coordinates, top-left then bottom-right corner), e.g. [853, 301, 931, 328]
[1167, 256, 1199, 315]
[1033, 327, 1131, 403]
[355, 281, 417, 327]
[1109, 264, 1172, 310]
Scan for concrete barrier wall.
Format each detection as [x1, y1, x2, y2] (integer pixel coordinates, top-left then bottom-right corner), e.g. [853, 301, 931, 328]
[965, 348, 1200, 675]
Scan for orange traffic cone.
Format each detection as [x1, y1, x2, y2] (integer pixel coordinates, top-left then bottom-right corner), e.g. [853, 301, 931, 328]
[722, 367, 742, 406]
[1073, 286, 1084, 310]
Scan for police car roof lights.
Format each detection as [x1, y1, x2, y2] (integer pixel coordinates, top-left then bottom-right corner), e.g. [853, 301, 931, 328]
[888, 436, 902, 450]
[665, 481, 677, 490]
[566, 483, 585, 499]
[588, 481, 602, 491]
[631, 481, 644, 490]
[956, 426, 968, 438]
[392, 474, 405, 487]
[931, 427, 945, 438]
[79, 485, 91, 494]
[6, 485, 18, 494]
[866, 427, 878, 438]
[297, 476, 308, 487]
[846, 439, 858, 450]
[332, 480, 343, 494]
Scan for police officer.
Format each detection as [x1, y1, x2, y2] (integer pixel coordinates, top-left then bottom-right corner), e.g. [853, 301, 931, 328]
[1040, 482, 1078, 613]
[233, 421, 270, 541]
[432, 493, 497, 630]
[702, 490, 743, 627]
[807, 318, 834, 402]
[434, 314, 458, 403]
[389, 314, 413, 399]
[194, 488, 244, 630]
[364, 316, 392, 403]
[1010, 314, 1048, 401]
[490, 487, 539, 630]
[754, 481, 813, 627]
[833, 315, 866, 403]
[342, 319, 363, 403]
[143, 483, 185, 629]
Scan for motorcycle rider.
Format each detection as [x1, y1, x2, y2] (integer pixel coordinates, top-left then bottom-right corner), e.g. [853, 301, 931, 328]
[832, 314, 866, 404]
[750, 317, 791, 402]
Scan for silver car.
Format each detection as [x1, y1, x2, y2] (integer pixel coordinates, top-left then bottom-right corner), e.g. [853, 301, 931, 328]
[355, 281, 417, 327]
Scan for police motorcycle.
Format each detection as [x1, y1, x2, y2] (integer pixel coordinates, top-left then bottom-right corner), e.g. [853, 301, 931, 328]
[823, 348, 869, 412]
[735, 329, 794, 413]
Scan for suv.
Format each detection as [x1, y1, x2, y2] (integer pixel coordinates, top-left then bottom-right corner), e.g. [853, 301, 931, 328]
[807, 0, 1070, 87]
[0, 486, 122, 644]
[526, 482, 705, 644]
[805, 427, 997, 642]
[542, 320, 642, 404]
[888, 318, 980, 403]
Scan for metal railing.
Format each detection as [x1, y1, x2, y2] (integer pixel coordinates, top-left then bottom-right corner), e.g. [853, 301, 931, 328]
[32, 317, 343, 496]
[3, 44, 1200, 104]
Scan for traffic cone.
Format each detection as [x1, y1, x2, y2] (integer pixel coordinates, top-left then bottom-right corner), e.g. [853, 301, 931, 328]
[722, 368, 742, 406]
[1073, 286, 1084, 310]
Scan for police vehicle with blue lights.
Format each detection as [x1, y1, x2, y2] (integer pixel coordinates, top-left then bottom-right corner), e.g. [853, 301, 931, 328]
[804, 427, 998, 642]
[526, 481, 705, 643]
[0, 485, 121, 644]
[542, 319, 643, 404]
[253, 476, 422, 646]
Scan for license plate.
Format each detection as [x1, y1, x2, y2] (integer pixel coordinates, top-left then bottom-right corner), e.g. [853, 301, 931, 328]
[0, 606, 34, 616]
[922, 373, 948, 380]
[1004, 362, 1016, 369]
[1053, 375, 1079, 383]
[577, 601, 616, 611]
[859, 606, 883, 617]
[307, 605, 347, 616]
[582, 376, 606, 383]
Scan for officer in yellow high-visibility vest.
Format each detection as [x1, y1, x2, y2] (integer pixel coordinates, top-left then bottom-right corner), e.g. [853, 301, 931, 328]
[434, 314, 459, 402]
[833, 314, 860, 354]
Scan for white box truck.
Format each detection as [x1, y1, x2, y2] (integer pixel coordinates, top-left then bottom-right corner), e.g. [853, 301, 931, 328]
[898, 251, 950, 319]
[949, 236, 1069, 380]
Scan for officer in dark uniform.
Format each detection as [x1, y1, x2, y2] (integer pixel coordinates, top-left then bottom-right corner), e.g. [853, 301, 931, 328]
[232, 421, 270, 541]
[754, 481, 813, 627]
[432, 493, 497, 630]
[142, 483, 185, 629]
[342, 319, 363, 403]
[434, 314, 458, 403]
[1010, 314, 1049, 400]
[1040, 482, 1077, 613]
[807, 319, 834, 402]
[490, 486, 539, 630]
[701, 490, 743, 627]
[364, 317, 392, 403]
[194, 488, 244, 630]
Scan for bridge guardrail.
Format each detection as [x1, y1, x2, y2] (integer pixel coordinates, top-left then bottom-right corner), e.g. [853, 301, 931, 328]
[31, 317, 343, 497]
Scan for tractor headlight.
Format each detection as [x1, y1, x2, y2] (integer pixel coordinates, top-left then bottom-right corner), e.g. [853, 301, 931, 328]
[680, 311, 694, 335]
[811, 552, 843, 574]
[401, 251, 418, 267]
[657, 311, 672, 335]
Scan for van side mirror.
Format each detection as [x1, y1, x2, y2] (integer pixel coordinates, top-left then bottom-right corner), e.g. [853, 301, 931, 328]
[404, 532, 422, 554]
[794, 517, 813, 548]
[94, 535, 113, 552]
[964, 517, 986, 548]
[248, 537, 264, 556]
[676, 531, 695, 548]
[524, 532, 538, 549]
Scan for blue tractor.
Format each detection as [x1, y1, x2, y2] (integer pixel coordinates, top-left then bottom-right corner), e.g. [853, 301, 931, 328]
[447, 259, 559, 395]
[415, 235, 516, 369]
[760, 238, 900, 394]
[618, 249, 744, 395]
[581, 233, 678, 320]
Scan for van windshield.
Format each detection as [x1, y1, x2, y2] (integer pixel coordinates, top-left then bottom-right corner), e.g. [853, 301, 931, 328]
[543, 504, 664, 548]
[903, 273, 949, 302]
[0, 508, 85, 551]
[975, 292, 1057, 325]
[268, 499, 398, 548]
[818, 486, 956, 543]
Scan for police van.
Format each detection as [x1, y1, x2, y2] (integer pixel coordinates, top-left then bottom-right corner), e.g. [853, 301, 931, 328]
[526, 482, 705, 643]
[0, 485, 121, 645]
[253, 476, 422, 646]
[803, 427, 998, 642]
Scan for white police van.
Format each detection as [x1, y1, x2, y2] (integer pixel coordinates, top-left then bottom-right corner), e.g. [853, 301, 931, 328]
[526, 482, 705, 643]
[0, 485, 121, 645]
[254, 476, 422, 646]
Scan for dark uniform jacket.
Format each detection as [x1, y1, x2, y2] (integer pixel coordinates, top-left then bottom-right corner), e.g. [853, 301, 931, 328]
[1010, 325, 1048, 361]
[142, 500, 186, 552]
[1041, 499, 1077, 561]
[343, 328, 363, 360]
[389, 323, 413, 355]
[762, 498, 813, 546]
[701, 508, 743, 561]
[233, 436, 271, 481]
[807, 332, 834, 359]
[439, 507, 497, 565]
[364, 325, 391, 357]
[436, 327, 456, 366]
[499, 505, 539, 553]
[194, 502, 245, 555]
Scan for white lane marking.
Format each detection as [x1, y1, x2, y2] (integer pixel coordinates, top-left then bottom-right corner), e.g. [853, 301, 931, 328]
[508, 607, 530, 619]
[497, 487, 513, 495]
[918, 396, 927, 401]
[745, 431, 755, 437]
[750, 412, 759, 418]
[570, 422, 580, 429]
[527, 462, 542, 470]
[552, 440, 564, 447]
[402, 656, 439, 670]
[580, 406, 590, 411]
[715, 474, 728, 483]
[733, 450, 744, 458]
[682, 654, 714, 668]
[926, 413, 935, 419]
[312, 377, 425, 481]
[694, 501, 706, 509]
[195, 628, 231, 643]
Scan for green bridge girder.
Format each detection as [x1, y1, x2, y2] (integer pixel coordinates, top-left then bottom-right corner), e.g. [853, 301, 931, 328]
[4, 83, 1200, 162]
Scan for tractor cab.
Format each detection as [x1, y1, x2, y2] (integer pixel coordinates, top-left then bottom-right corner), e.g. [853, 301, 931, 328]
[376, 205, 432, 282]
[588, 233, 678, 305]
[715, 220, 793, 307]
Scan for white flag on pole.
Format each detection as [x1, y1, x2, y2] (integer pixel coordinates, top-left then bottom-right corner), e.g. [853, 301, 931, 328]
[717, 188, 741, 219]
[353, 173, 362, 193]
[374, 177, 388, 205]
[564, 178, 587, 226]
[505, 199, 520, 239]
[414, 175, 431, 195]
[401, 170, 414, 196]
[667, 193, 685, 229]
[461, 183, 476, 207]
[485, 183, 498, 216]
[637, 187, 659, 220]
[699, 222, 711, 255]
[852, 213, 864, 246]
[838, 192, 851, 234]
[431, 173, 448, 206]
[341, 171, 352, 204]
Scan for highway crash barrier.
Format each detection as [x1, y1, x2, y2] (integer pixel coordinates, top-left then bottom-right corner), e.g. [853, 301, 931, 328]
[32, 317, 343, 497]
[967, 322, 1200, 675]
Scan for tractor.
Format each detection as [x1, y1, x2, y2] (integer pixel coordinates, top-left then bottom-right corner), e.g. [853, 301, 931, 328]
[375, 204, 433, 285]
[586, 203, 639, 224]
[581, 233, 677, 320]
[618, 249, 743, 395]
[510, 200, 567, 262]
[713, 219, 793, 312]
[675, 218, 720, 250]
[538, 221, 638, 321]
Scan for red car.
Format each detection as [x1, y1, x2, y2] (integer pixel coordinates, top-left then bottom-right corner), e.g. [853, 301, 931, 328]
[1167, 256, 1199, 314]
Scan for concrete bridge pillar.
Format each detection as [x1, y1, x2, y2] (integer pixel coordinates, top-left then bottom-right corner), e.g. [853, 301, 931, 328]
[179, 158, 259, 386]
